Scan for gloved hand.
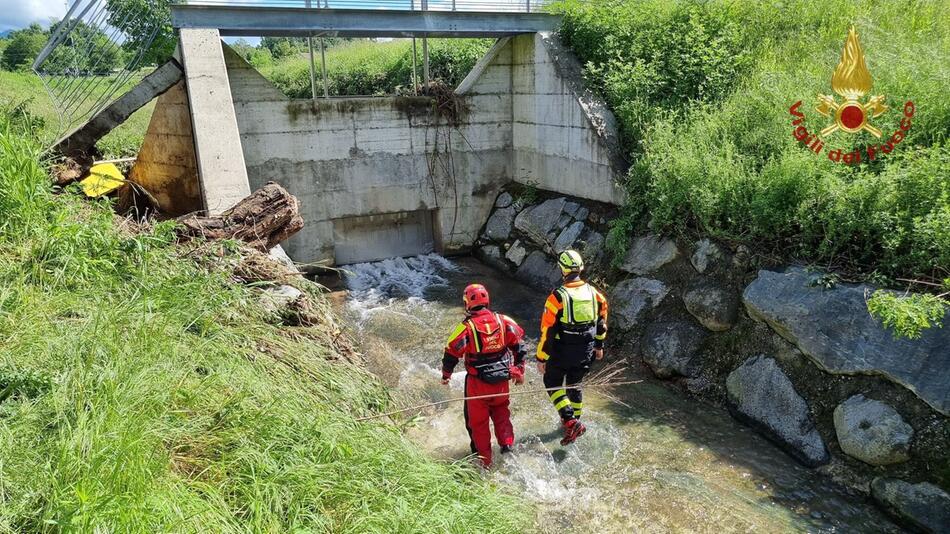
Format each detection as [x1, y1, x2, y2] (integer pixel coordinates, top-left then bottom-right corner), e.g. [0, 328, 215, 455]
[510, 365, 525, 385]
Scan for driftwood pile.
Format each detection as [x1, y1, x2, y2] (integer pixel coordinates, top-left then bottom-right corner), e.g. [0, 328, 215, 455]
[176, 182, 304, 252]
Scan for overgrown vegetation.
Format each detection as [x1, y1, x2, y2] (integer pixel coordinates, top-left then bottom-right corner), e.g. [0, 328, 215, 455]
[0, 108, 526, 531]
[255, 38, 493, 97]
[553, 0, 950, 335]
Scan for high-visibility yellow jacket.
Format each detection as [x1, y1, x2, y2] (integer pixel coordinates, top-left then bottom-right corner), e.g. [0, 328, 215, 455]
[536, 278, 608, 363]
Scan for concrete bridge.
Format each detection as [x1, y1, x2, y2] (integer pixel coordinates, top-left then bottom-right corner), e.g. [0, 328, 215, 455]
[126, 3, 627, 265]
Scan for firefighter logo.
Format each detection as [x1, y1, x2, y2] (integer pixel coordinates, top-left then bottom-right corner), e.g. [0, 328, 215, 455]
[815, 26, 888, 138]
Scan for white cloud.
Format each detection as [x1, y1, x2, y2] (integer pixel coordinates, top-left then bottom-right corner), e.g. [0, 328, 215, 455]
[0, 0, 68, 31]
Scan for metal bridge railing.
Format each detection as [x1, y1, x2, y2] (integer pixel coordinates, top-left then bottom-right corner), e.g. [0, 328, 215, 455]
[173, 0, 547, 13]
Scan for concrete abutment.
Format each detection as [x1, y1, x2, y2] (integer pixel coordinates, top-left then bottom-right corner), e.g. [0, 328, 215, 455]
[133, 32, 625, 266]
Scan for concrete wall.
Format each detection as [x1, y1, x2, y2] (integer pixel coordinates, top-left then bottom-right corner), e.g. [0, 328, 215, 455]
[140, 33, 624, 264]
[508, 33, 626, 205]
[223, 46, 510, 265]
[129, 80, 202, 216]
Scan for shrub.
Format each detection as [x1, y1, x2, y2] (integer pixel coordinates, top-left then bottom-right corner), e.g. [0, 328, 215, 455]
[261, 38, 493, 97]
[553, 0, 950, 285]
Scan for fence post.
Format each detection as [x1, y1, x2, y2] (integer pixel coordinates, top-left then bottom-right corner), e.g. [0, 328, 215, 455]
[320, 38, 329, 98]
[306, 0, 317, 102]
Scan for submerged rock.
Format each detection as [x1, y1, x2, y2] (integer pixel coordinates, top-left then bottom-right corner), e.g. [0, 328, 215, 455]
[683, 284, 739, 331]
[516, 250, 561, 290]
[871, 478, 950, 533]
[505, 240, 527, 266]
[475, 244, 507, 271]
[620, 234, 680, 275]
[641, 320, 707, 378]
[483, 206, 517, 241]
[742, 268, 950, 415]
[610, 278, 669, 331]
[514, 197, 568, 246]
[833, 395, 913, 466]
[726, 355, 829, 467]
[690, 239, 727, 274]
[554, 221, 585, 253]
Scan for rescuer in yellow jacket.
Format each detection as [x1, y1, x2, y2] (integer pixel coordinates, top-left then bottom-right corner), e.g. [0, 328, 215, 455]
[537, 249, 608, 445]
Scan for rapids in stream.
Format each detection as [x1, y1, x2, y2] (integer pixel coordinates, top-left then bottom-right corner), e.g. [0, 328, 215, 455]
[335, 254, 899, 533]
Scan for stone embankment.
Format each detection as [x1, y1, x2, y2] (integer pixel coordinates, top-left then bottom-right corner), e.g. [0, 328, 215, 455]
[476, 187, 950, 532]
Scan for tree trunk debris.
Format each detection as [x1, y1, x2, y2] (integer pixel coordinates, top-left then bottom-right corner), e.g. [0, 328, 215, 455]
[176, 182, 304, 252]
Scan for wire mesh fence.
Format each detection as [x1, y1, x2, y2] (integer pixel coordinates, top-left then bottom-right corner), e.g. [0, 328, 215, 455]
[31, 0, 166, 138]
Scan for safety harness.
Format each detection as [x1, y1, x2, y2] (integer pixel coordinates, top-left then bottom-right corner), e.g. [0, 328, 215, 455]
[465, 312, 512, 383]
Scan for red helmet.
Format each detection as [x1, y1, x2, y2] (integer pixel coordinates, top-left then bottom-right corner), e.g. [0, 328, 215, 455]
[463, 283, 490, 311]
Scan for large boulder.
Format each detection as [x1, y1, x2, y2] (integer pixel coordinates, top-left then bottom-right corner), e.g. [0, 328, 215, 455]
[871, 478, 950, 533]
[726, 355, 829, 467]
[505, 240, 527, 266]
[683, 284, 739, 331]
[641, 320, 707, 378]
[576, 229, 605, 265]
[690, 238, 728, 274]
[620, 234, 680, 275]
[516, 250, 561, 290]
[554, 221, 585, 252]
[514, 197, 568, 247]
[743, 268, 950, 415]
[610, 278, 669, 331]
[483, 206, 517, 241]
[833, 395, 913, 465]
[475, 244, 507, 271]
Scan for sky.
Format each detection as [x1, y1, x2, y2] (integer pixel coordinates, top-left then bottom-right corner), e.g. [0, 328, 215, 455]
[0, 0, 68, 31]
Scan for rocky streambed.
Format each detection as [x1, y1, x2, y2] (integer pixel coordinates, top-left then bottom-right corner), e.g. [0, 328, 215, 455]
[473, 186, 950, 532]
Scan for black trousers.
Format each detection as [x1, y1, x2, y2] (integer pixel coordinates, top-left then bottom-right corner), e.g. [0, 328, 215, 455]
[543, 361, 590, 421]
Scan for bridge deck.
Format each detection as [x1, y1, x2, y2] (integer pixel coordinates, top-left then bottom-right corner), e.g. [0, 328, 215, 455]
[170, 4, 560, 38]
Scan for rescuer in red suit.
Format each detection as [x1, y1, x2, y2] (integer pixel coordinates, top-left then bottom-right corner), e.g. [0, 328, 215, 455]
[441, 283, 527, 468]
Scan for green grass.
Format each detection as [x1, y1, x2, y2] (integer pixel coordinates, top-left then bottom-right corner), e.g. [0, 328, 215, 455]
[260, 38, 493, 97]
[0, 70, 153, 159]
[553, 0, 950, 287]
[0, 109, 528, 532]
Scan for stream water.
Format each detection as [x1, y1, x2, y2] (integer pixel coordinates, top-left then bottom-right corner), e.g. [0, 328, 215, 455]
[335, 254, 899, 533]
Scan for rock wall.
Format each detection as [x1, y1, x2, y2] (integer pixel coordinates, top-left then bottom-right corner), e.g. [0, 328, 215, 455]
[478, 186, 950, 529]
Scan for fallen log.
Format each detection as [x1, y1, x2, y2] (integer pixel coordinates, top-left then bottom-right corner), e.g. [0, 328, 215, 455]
[177, 182, 304, 252]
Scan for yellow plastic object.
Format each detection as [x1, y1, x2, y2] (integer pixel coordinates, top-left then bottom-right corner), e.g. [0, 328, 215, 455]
[80, 163, 126, 197]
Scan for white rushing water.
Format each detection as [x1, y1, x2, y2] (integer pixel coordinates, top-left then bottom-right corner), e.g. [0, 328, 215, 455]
[338, 254, 900, 533]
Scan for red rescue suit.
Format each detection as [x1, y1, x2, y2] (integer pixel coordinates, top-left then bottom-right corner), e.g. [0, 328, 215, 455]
[442, 307, 527, 467]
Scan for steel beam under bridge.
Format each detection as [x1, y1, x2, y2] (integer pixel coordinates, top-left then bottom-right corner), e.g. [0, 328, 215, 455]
[170, 5, 559, 38]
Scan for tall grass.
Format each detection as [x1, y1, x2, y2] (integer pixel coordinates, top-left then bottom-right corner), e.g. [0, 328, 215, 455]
[0, 110, 527, 532]
[261, 39, 493, 97]
[554, 0, 950, 284]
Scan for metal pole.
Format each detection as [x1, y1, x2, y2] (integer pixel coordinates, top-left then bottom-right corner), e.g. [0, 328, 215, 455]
[308, 36, 318, 101]
[526, 0, 531, 13]
[306, 0, 317, 101]
[411, 38, 418, 95]
[320, 38, 329, 98]
[421, 0, 429, 88]
[422, 37, 430, 87]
